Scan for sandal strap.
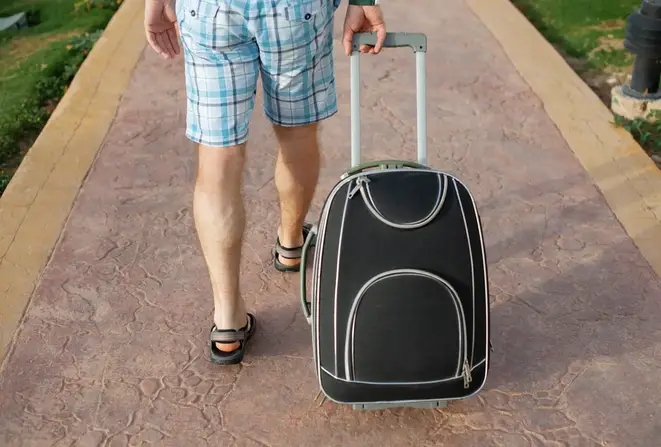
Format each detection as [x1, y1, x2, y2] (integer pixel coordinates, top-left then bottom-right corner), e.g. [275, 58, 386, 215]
[274, 224, 313, 260]
[210, 330, 247, 343]
[275, 242, 303, 259]
[210, 316, 252, 343]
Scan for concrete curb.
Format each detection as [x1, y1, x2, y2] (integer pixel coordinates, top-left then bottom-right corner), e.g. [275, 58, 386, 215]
[467, 0, 661, 278]
[0, 0, 146, 364]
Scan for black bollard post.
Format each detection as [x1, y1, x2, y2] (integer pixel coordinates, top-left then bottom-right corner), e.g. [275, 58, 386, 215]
[625, 0, 661, 96]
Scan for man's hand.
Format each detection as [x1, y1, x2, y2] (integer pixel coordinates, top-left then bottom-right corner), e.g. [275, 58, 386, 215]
[145, 0, 180, 59]
[342, 5, 386, 56]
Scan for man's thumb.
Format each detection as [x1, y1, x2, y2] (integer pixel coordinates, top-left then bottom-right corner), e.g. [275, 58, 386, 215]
[342, 27, 354, 56]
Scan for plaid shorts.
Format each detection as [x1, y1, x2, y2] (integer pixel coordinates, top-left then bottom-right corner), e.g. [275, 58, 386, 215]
[176, 0, 341, 147]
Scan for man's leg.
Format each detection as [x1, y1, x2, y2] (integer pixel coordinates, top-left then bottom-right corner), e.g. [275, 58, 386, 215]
[273, 123, 321, 267]
[194, 143, 248, 352]
[177, 0, 259, 359]
[258, 0, 339, 267]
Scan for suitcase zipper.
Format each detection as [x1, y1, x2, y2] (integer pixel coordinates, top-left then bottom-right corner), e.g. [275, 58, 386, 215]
[462, 359, 472, 389]
[347, 176, 369, 199]
[349, 172, 447, 230]
[344, 269, 472, 386]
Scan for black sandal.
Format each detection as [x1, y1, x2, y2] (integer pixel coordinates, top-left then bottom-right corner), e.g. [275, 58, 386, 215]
[273, 223, 315, 273]
[209, 313, 256, 365]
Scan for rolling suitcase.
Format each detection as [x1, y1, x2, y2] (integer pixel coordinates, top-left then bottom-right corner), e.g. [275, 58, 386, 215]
[299, 32, 491, 410]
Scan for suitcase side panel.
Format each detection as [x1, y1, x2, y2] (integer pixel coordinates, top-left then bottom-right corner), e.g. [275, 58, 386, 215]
[314, 182, 352, 378]
[453, 178, 490, 368]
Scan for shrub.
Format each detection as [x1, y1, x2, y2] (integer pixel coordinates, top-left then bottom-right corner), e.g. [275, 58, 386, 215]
[74, 0, 122, 13]
[0, 30, 104, 195]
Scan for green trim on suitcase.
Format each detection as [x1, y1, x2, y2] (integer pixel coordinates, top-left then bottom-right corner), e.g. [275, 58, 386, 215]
[352, 400, 448, 410]
[300, 225, 317, 323]
[340, 160, 430, 180]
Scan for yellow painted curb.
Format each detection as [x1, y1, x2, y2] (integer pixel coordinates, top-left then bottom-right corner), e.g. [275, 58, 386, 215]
[0, 0, 146, 363]
[467, 0, 661, 277]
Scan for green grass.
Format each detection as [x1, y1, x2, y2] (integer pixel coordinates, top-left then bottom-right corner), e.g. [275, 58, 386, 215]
[511, 0, 639, 71]
[511, 0, 661, 164]
[0, 0, 121, 195]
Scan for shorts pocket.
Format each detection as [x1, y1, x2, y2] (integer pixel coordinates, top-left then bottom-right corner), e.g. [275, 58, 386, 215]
[188, 0, 221, 21]
[177, 0, 220, 43]
[280, 0, 325, 23]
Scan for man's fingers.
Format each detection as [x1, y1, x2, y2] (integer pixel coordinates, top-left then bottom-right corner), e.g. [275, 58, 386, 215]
[373, 26, 386, 54]
[167, 28, 180, 55]
[146, 31, 165, 57]
[160, 30, 177, 58]
[156, 32, 174, 58]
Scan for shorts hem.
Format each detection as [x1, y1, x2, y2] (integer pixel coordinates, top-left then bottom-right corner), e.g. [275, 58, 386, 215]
[264, 107, 338, 128]
[185, 131, 249, 148]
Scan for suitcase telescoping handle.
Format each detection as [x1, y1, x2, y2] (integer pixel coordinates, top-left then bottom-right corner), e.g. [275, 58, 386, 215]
[300, 32, 429, 324]
[350, 32, 428, 168]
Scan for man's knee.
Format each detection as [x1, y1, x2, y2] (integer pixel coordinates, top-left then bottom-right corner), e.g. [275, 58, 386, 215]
[196, 143, 246, 187]
[273, 123, 320, 153]
[273, 122, 318, 140]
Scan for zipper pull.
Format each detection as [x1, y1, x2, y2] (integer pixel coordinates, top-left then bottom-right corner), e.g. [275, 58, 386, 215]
[462, 359, 472, 389]
[348, 176, 369, 199]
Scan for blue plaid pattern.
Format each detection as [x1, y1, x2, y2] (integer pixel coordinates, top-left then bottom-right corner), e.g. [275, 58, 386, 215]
[176, 0, 341, 147]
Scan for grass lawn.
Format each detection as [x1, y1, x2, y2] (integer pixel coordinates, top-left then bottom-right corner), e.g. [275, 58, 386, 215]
[0, 0, 122, 195]
[511, 0, 661, 165]
[511, 0, 640, 95]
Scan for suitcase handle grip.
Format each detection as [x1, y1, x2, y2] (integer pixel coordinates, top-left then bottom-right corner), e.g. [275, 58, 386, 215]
[350, 32, 428, 168]
[300, 225, 317, 324]
[351, 32, 427, 53]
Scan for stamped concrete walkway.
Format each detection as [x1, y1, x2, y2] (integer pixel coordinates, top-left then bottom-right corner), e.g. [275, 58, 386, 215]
[2, 0, 661, 446]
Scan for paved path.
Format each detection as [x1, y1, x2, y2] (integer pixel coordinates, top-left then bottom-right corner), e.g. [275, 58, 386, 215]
[2, 1, 661, 446]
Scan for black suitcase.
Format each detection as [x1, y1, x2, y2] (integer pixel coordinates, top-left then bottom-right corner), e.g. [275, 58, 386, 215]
[300, 32, 491, 410]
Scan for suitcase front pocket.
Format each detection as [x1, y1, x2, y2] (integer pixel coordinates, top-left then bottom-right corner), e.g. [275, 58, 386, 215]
[349, 171, 448, 229]
[343, 269, 472, 387]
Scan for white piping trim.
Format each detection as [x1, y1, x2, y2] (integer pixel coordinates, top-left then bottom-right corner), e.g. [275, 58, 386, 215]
[358, 173, 447, 229]
[343, 269, 467, 382]
[322, 366, 462, 386]
[321, 358, 486, 386]
[317, 357, 489, 406]
[460, 177, 491, 371]
[471, 357, 486, 370]
[333, 185, 351, 376]
[453, 178, 476, 366]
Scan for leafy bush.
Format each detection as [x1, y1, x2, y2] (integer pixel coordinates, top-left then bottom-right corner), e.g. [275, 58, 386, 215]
[0, 171, 10, 195]
[613, 111, 661, 154]
[0, 30, 104, 195]
[74, 0, 122, 13]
